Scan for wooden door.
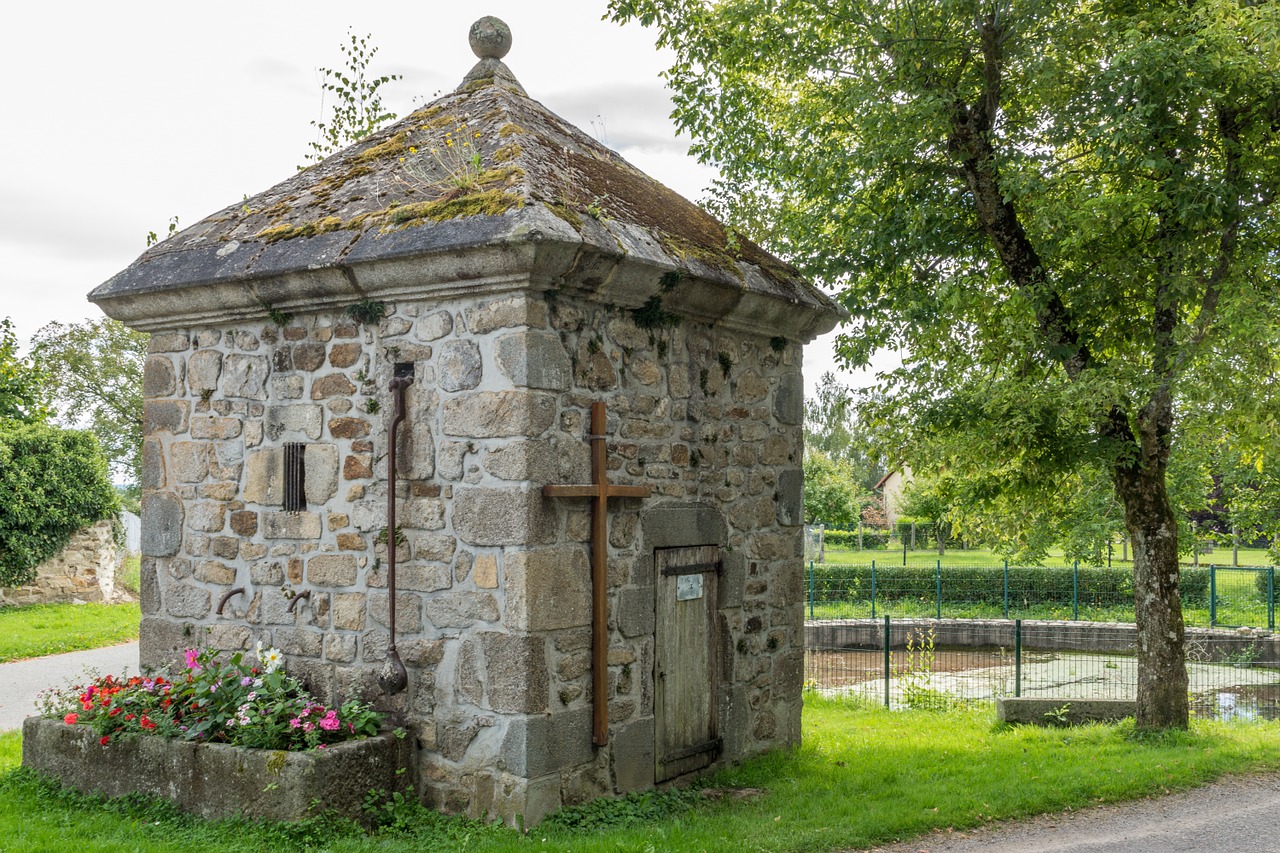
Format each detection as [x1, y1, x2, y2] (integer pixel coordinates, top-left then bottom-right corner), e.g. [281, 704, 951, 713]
[655, 545, 722, 782]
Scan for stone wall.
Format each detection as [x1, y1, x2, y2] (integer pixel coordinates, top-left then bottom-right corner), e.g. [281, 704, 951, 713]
[0, 519, 122, 606]
[138, 287, 804, 823]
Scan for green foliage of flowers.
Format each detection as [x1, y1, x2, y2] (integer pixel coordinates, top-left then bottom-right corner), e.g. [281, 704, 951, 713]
[0, 421, 120, 588]
[39, 644, 381, 751]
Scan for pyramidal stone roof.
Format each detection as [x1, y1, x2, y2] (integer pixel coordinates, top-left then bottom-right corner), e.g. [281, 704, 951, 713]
[91, 17, 842, 341]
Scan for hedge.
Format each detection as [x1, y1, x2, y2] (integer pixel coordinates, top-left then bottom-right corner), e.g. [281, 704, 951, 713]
[823, 529, 892, 549]
[0, 422, 119, 588]
[811, 563, 1212, 608]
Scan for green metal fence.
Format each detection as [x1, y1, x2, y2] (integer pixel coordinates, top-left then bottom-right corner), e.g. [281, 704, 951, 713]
[805, 615, 1280, 720]
[806, 561, 1277, 629]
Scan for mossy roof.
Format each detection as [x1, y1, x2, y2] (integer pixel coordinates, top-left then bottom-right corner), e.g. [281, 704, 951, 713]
[90, 59, 842, 335]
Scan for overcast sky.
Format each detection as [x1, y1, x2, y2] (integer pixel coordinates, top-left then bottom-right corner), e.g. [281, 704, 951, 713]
[2, 0, 888, 396]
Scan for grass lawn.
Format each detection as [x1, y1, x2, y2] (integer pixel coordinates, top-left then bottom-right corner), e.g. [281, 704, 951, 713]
[5, 696, 1280, 852]
[0, 602, 140, 663]
[822, 545, 1276, 569]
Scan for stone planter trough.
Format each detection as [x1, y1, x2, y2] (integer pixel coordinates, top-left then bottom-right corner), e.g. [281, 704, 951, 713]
[21, 717, 410, 821]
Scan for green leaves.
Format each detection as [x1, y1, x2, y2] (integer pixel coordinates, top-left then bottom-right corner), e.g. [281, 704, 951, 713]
[0, 318, 48, 424]
[30, 317, 145, 485]
[614, 0, 1280, 541]
[0, 422, 119, 587]
[302, 29, 402, 167]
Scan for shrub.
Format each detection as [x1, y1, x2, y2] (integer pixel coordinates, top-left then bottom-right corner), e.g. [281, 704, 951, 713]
[812, 563, 1211, 608]
[0, 422, 119, 587]
[823, 529, 891, 550]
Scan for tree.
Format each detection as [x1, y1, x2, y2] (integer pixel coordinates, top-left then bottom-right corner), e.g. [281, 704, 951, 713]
[0, 422, 120, 588]
[803, 450, 872, 527]
[30, 318, 146, 487]
[611, 0, 1280, 728]
[0, 318, 48, 424]
[804, 372, 887, 492]
[302, 29, 402, 166]
[897, 473, 958, 556]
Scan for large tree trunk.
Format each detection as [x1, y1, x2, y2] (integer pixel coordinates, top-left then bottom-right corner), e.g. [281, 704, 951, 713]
[1113, 400, 1189, 729]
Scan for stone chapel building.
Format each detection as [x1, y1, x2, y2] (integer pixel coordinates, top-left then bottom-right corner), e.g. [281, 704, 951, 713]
[91, 18, 842, 824]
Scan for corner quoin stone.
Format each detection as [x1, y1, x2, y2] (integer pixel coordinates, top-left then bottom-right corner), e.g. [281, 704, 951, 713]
[140, 492, 183, 556]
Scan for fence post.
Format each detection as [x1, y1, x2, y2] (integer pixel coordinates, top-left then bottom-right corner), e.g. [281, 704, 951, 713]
[858, 520, 863, 552]
[871, 560, 877, 620]
[1269, 567, 1275, 632]
[1072, 561, 1079, 621]
[1192, 521, 1199, 568]
[884, 614, 891, 709]
[936, 560, 943, 620]
[1015, 619, 1022, 698]
[1233, 526, 1240, 568]
[1210, 565, 1217, 627]
[1003, 559, 1009, 619]
[808, 560, 814, 621]
[911, 521, 917, 550]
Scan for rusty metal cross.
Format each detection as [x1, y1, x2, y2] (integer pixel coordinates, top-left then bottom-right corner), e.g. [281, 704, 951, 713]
[543, 401, 652, 746]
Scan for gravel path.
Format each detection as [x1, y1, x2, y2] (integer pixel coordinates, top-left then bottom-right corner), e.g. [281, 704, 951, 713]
[866, 772, 1280, 852]
[0, 642, 139, 732]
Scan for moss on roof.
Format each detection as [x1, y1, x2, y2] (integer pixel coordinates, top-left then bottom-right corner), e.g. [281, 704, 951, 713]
[96, 60, 828, 314]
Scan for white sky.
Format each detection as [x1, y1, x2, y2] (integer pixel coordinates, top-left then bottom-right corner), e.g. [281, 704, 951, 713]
[1, 0, 891, 397]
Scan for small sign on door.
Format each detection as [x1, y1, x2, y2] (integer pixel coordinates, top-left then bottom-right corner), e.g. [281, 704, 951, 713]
[676, 573, 703, 601]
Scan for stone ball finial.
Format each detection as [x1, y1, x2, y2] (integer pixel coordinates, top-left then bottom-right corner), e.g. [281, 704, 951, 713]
[469, 17, 512, 60]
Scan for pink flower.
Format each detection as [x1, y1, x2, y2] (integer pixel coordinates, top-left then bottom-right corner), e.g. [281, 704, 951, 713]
[319, 711, 340, 732]
[303, 722, 315, 733]
[63, 713, 78, 725]
[183, 649, 202, 672]
[289, 718, 301, 728]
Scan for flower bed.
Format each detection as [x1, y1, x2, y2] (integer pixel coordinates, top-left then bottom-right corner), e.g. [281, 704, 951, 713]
[22, 645, 409, 821]
[39, 644, 381, 750]
[22, 717, 409, 821]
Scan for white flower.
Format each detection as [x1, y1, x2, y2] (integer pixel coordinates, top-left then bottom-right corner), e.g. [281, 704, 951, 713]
[260, 647, 284, 674]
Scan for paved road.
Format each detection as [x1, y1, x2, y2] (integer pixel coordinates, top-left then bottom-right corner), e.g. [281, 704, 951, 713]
[0, 642, 139, 732]
[867, 772, 1280, 853]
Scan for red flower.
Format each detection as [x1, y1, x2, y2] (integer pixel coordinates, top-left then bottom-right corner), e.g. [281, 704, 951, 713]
[124, 714, 135, 722]
[63, 713, 78, 725]
[140, 717, 156, 731]
[109, 707, 122, 717]
[99, 736, 110, 746]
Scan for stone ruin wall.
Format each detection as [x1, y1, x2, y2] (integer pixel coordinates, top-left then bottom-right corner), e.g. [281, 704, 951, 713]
[138, 287, 805, 820]
[0, 519, 123, 607]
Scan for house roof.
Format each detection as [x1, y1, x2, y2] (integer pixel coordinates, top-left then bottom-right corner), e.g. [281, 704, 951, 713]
[89, 18, 844, 340]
